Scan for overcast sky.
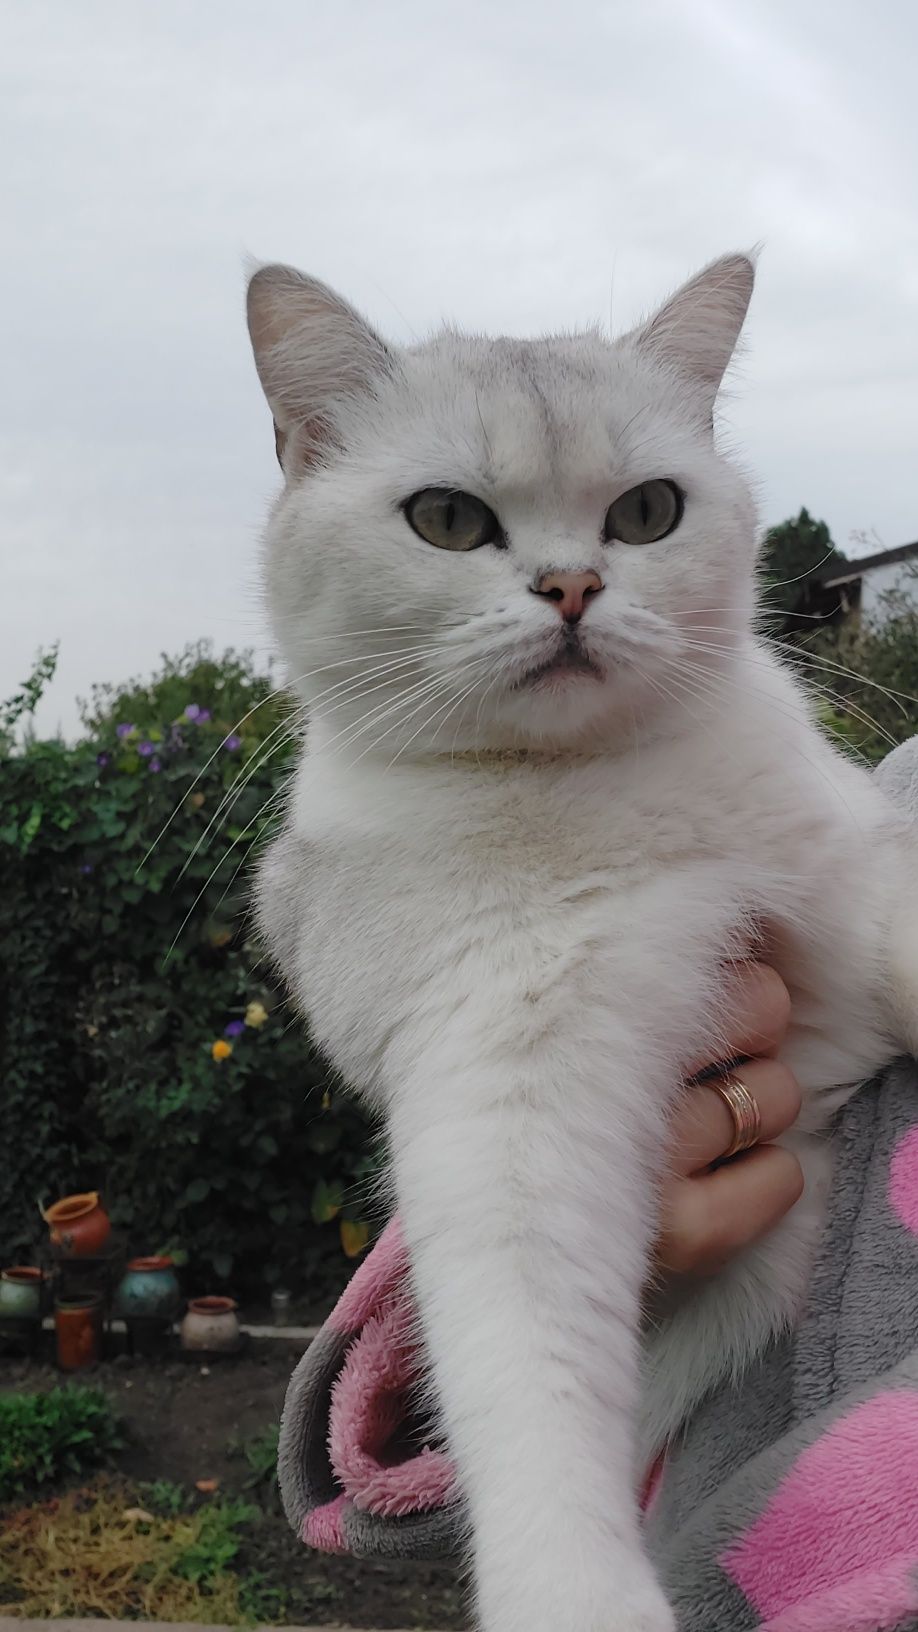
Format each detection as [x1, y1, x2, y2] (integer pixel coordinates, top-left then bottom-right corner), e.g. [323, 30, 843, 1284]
[3, 0, 917, 739]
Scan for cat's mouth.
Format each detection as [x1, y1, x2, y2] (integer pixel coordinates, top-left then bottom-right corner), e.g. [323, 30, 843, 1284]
[515, 636, 603, 688]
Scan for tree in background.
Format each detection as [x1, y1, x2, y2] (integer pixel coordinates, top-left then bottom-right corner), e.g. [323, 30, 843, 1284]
[759, 507, 848, 619]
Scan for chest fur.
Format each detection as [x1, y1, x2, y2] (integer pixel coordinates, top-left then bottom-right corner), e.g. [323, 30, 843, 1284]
[261, 745, 894, 1104]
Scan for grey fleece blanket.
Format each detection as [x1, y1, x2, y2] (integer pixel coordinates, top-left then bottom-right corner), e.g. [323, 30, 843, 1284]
[278, 736, 918, 1630]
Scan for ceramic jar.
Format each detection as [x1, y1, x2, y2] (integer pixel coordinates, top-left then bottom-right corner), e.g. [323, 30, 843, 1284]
[0, 1266, 45, 1322]
[114, 1256, 181, 1322]
[55, 1291, 104, 1370]
[180, 1295, 241, 1354]
[45, 1192, 111, 1258]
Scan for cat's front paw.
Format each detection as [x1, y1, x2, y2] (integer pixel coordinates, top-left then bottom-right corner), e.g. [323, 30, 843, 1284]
[481, 1569, 675, 1632]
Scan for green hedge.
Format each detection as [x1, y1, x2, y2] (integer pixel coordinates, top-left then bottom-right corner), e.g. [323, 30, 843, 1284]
[0, 645, 378, 1296]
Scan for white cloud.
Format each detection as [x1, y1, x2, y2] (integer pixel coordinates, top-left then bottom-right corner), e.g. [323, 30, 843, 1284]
[2, 0, 916, 735]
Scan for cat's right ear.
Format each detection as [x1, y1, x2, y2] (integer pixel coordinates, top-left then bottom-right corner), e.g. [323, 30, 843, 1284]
[246, 265, 392, 477]
[630, 252, 756, 414]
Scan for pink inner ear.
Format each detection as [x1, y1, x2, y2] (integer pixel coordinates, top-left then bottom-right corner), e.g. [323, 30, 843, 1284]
[721, 1392, 918, 1627]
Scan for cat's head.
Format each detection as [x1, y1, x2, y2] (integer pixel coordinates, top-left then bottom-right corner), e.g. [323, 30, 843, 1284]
[246, 254, 758, 758]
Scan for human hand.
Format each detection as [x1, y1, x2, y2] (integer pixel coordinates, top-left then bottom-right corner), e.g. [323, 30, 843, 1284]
[653, 963, 804, 1277]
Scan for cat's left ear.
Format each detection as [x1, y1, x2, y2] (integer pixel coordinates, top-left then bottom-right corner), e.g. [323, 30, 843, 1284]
[246, 264, 393, 477]
[632, 252, 756, 410]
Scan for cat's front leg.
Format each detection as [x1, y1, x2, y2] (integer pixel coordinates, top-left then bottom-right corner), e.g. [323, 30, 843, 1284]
[387, 1032, 676, 1632]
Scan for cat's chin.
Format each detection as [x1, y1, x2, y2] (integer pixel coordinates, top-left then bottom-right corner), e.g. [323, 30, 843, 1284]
[513, 650, 604, 689]
[484, 677, 640, 753]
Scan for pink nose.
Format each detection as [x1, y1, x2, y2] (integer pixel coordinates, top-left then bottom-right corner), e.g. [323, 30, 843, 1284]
[533, 569, 603, 622]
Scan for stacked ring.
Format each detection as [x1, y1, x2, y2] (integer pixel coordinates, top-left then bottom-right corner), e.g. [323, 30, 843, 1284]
[708, 1075, 763, 1159]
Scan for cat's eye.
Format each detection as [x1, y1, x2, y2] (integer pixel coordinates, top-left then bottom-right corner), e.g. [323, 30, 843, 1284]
[404, 488, 501, 551]
[603, 480, 683, 546]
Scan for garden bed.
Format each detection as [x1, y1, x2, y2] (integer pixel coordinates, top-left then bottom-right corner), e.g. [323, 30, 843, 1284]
[0, 1349, 466, 1628]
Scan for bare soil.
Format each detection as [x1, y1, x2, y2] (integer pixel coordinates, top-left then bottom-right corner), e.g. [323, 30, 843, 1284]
[0, 1342, 466, 1628]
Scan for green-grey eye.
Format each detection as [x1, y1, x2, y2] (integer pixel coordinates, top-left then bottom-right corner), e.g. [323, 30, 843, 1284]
[603, 480, 683, 546]
[404, 488, 501, 551]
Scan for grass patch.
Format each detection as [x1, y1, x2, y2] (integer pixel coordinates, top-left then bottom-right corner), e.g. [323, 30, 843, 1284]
[0, 1479, 278, 1624]
[0, 1386, 123, 1503]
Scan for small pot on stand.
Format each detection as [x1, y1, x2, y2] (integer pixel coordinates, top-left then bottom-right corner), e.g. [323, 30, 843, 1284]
[55, 1290, 104, 1371]
[114, 1256, 181, 1356]
[180, 1296, 242, 1356]
[43, 1192, 112, 1257]
[0, 1267, 47, 1357]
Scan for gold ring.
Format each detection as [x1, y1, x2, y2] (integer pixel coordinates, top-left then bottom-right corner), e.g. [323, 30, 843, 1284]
[708, 1075, 762, 1159]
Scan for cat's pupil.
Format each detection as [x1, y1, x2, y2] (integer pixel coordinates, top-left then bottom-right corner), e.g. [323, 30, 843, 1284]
[445, 500, 455, 531]
[640, 490, 649, 527]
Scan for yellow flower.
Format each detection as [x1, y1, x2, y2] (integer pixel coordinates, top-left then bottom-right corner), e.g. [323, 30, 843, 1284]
[244, 1000, 269, 1029]
[211, 1039, 233, 1062]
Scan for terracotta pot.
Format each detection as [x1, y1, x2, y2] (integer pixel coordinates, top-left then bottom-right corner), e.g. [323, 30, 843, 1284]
[114, 1256, 181, 1322]
[0, 1266, 46, 1322]
[45, 1191, 111, 1258]
[180, 1295, 241, 1354]
[55, 1292, 103, 1370]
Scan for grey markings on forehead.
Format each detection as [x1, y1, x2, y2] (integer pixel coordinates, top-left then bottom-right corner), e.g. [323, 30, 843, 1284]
[479, 337, 598, 482]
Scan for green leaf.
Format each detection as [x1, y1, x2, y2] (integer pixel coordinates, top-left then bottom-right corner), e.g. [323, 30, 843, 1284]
[183, 1177, 211, 1204]
[310, 1177, 344, 1226]
[21, 801, 43, 847]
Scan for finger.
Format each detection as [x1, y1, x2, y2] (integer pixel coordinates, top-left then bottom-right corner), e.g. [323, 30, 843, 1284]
[669, 1056, 802, 1177]
[656, 1144, 805, 1276]
[684, 962, 792, 1080]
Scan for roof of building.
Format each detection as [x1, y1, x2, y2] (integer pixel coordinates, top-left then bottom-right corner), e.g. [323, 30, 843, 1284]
[819, 539, 918, 589]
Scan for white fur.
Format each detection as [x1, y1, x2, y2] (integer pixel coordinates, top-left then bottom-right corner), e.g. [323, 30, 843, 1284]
[246, 255, 916, 1632]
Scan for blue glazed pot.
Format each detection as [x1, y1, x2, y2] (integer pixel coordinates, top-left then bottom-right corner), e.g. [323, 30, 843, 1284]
[114, 1256, 181, 1322]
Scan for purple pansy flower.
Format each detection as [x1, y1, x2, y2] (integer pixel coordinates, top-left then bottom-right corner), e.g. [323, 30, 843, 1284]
[197, 708, 211, 723]
[149, 757, 162, 773]
[116, 723, 134, 739]
[80, 862, 94, 875]
[138, 740, 155, 757]
[96, 752, 110, 768]
[184, 704, 202, 722]
[224, 1019, 246, 1038]
[223, 733, 242, 752]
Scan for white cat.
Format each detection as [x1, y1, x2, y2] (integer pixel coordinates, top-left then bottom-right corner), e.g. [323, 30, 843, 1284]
[245, 255, 918, 1632]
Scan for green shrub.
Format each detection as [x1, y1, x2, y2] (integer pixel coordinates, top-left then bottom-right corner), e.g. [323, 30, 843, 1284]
[173, 1496, 260, 1585]
[227, 1424, 280, 1505]
[0, 643, 379, 1293]
[0, 1387, 123, 1503]
[139, 1479, 188, 1517]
